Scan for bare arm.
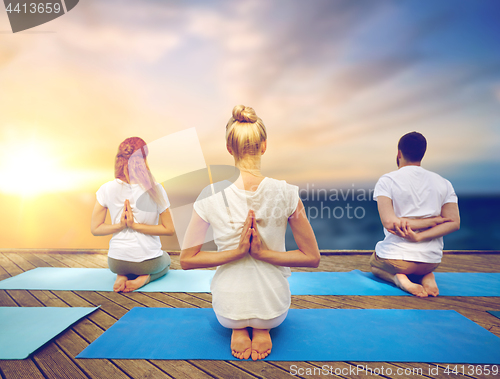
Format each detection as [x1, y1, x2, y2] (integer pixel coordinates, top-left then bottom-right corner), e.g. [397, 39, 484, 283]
[129, 201, 175, 236]
[90, 200, 126, 236]
[249, 200, 321, 268]
[395, 202, 460, 242]
[179, 209, 252, 270]
[377, 196, 450, 232]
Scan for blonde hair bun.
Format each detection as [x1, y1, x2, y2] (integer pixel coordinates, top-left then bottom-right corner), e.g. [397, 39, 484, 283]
[226, 105, 267, 159]
[232, 105, 258, 123]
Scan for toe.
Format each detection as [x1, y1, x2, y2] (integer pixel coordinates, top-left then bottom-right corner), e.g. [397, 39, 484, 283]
[417, 289, 428, 297]
[251, 350, 267, 361]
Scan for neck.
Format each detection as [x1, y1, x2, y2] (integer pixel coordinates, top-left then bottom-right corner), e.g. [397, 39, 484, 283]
[398, 160, 421, 168]
[235, 156, 263, 177]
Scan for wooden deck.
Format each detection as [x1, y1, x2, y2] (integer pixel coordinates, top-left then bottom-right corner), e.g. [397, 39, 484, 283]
[0, 250, 499, 379]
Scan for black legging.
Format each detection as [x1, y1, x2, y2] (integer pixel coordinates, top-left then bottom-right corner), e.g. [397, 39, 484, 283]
[108, 251, 171, 282]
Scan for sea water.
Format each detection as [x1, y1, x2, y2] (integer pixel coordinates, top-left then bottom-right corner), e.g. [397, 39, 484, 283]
[285, 194, 500, 251]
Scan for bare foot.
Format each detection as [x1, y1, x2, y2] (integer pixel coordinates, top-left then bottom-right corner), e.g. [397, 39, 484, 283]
[251, 329, 272, 361]
[231, 329, 251, 360]
[394, 273, 428, 297]
[123, 275, 150, 293]
[113, 275, 128, 292]
[421, 272, 439, 297]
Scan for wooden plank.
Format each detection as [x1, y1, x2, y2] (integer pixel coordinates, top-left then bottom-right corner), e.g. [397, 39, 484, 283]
[488, 325, 500, 338]
[162, 293, 212, 308]
[33, 342, 88, 379]
[427, 296, 500, 312]
[67, 253, 108, 268]
[0, 249, 109, 254]
[55, 329, 131, 379]
[14, 252, 52, 269]
[0, 360, 46, 379]
[69, 314, 108, 343]
[54, 291, 118, 331]
[144, 292, 200, 308]
[292, 295, 362, 310]
[403, 362, 498, 379]
[0, 253, 24, 277]
[387, 362, 454, 379]
[74, 291, 129, 320]
[2, 253, 36, 272]
[38, 253, 72, 267]
[28, 290, 68, 307]
[272, 362, 344, 379]
[110, 360, 173, 378]
[6, 290, 44, 307]
[189, 360, 259, 379]
[0, 265, 11, 281]
[97, 291, 148, 310]
[47, 254, 87, 268]
[151, 361, 214, 379]
[0, 290, 17, 307]
[189, 292, 213, 304]
[485, 312, 500, 327]
[118, 292, 172, 309]
[232, 360, 328, 379]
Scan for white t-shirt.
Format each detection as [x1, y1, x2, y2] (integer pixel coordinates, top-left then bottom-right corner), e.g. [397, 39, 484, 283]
[96, 179, 170, 262]
[373, 166, 458, 263]
[193, 177, 299, 320]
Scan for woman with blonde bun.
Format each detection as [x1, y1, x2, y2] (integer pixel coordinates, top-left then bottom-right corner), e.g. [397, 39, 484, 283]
[181, 106, 320, 361]
[91, 137, 175, 293]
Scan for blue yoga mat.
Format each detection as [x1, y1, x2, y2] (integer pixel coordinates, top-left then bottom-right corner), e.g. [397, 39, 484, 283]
[1, 268, 499, 296]
[77, 308, 500, 363]
[0, 306, 98, 360]
[289, 270, 500, 296]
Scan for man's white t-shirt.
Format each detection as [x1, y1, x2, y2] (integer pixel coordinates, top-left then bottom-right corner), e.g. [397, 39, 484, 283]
[96, 179, 170, 262]
[193, 177, 299, 321]
[374, 166, 458, 263]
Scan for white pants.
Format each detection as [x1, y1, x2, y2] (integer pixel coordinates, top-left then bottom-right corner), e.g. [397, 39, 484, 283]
[216, 310, 288, 330]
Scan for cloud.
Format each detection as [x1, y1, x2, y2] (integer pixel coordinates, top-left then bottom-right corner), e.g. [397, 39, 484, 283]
[52, 1, 184, 63]
[1, 0, 499, 195]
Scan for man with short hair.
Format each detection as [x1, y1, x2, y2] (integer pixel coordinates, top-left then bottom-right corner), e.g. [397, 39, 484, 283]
[370, 132, 460, 297]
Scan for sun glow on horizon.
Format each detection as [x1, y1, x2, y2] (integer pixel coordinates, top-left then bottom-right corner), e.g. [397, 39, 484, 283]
[0, 139, 76, 197]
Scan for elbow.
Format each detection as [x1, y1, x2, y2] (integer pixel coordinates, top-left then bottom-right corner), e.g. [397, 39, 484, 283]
[164, 226, 176, 236]
[308, 250, 321, 268]
[179, 254, 192, 270]
[159, 224, 175, 236]
[90, 227, 99, 236]
[310, 257, 320, 268]
[381, 218, 398, 231]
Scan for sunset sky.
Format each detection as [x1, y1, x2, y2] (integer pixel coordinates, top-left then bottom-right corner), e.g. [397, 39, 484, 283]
[0, 0, 499, 249]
